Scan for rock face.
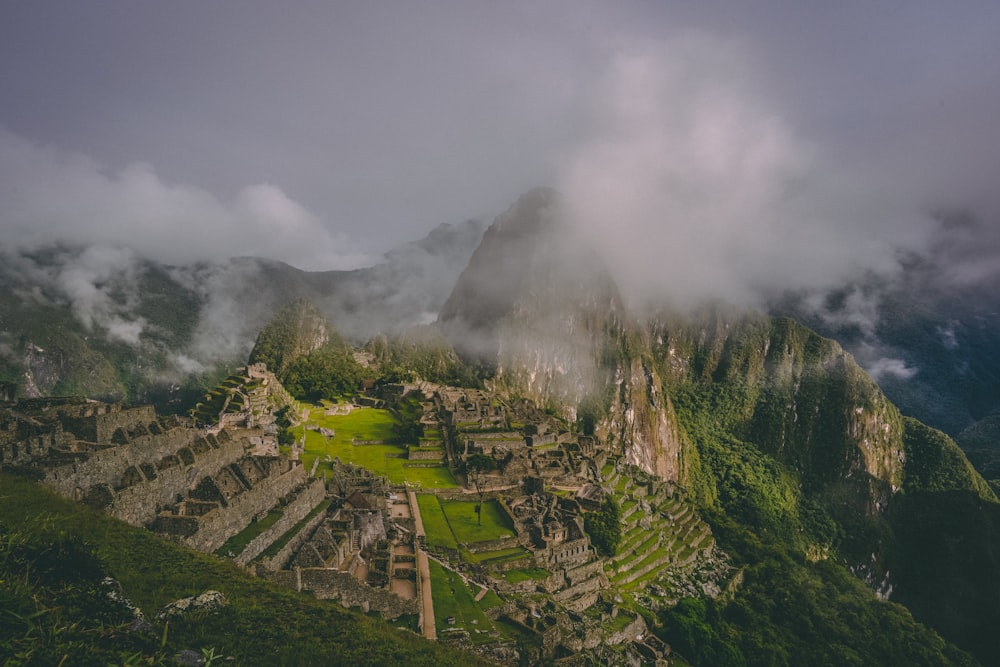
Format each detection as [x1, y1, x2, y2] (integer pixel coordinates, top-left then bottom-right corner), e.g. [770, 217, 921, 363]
[605, 356, 686, 483]
[156, 590, 228, 621]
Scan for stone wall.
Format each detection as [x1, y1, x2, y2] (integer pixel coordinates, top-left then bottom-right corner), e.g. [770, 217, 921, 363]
[270, 568, 419, 620]
[563, 559, 604, 586]
[62, 405, 157, 444]
[538, 537, 592, 568]
[408, 448, 445, 461]
[44, 428, 249, 527]
[179, 463, 308, 553]
[0, 429, 62, 467]
[234, 478, 326, 564]
[255, 506, 330, 573]
[465, 535, 520, 554]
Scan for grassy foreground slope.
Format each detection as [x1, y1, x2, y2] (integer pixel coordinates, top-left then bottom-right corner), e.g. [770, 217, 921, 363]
[0, 473, 482, 666]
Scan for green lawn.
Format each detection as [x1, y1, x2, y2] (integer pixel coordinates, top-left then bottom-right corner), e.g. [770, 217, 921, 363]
[463, 547, 530, 565]
[502, 567, 552, 584]
[440, 500, 516, 544]
[402, 465, 458, 488]
[290, 404, 457, 488]
[428, 559, 499, 643]
[214, 508, 283, 557]
[416, 494, 458, 550]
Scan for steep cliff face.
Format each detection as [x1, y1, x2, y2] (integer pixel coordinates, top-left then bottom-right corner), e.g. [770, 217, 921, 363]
[604, 355, 687, 483]
[438, 191, 916, 505]
[645, 310, 907, 500]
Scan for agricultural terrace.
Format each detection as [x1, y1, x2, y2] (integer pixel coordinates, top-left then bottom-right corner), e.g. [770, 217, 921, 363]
[287, 402, 458, 488]
[428, 559, 505, 643]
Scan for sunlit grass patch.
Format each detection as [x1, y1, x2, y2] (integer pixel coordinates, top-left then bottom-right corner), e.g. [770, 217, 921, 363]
[416, 494, 458, 549]
[440, 500, 515, 544]
[428, 559, 499, 643]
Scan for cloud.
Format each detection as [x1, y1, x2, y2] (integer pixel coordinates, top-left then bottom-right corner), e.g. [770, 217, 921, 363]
[557, 35, 956, 310]
[0, 129, 370, 271]
[54, 245, 147, 344]
[865, 357, 919, 382]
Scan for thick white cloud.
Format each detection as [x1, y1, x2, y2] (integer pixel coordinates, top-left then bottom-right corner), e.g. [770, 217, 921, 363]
[559, 36, 941, 309]
[0, 129, 369, 271]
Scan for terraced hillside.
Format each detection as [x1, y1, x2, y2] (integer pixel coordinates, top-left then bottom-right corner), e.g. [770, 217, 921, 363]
[601, 460, 729, 611]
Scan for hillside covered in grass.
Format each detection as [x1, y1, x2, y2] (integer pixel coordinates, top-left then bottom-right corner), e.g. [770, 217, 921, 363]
[0, 473, 483, 666]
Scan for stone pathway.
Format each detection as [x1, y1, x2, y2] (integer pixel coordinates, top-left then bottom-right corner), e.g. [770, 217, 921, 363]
[417, 550, 435, 640]
[409, 490, 436, 640]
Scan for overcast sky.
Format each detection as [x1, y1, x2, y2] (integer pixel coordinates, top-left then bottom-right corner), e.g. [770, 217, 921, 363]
[2, 1, 999, 279]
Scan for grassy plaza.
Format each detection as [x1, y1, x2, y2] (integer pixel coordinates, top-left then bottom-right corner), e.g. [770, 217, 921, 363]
[288, 403, 459, 488]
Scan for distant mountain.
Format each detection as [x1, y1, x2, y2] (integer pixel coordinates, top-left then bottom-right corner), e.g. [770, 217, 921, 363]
[0, 219, 483, 409]
[769, 240, 1000, 487]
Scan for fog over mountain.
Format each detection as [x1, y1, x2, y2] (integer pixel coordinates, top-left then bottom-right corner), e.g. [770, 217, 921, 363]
[1, 3, 999, 424]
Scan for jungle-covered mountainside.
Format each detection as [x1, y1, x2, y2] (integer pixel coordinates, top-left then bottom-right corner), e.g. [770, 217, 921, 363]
[773, 276, 1000, 439]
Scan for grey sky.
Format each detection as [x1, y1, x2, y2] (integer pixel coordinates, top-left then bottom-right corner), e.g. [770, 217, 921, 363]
[2, 1, 999, 278]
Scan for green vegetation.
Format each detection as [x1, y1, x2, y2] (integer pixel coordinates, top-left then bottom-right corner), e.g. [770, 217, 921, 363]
[902, 417, 996, 499]
[365, 327, 481, 387]
[502, 567, 552, 584]
[416, 494, 458, 550]
[255, 499, 332, 562]
[214, 508, 283, 557]
[645, 313, 997, 664]
[415, 496, 515, 555]
[401, 465, 459, 488]
[659, 515, 977, 667]
[583, 497, 621, 557]
[440, 500, 515, 544]
[427, 560, 500, 643]
[887, 490, 1000, 663]
[291, 405, 458, 488]
[0, 474, 481, 666]
[463, 547, 530, 565]
[248, 298, 364, 401]
[282, 347, 363, 401]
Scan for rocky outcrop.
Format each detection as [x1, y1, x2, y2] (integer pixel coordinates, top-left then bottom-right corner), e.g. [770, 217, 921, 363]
[604, 357, 685, 483]
[248, 298, 339, 376]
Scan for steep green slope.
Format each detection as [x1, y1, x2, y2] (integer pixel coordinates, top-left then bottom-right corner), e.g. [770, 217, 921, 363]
[659, 515, 978, 667]
[0, 473, 481, 666]
[641, 310, 1000, 663]
[249, 298, 363, 400]
[248, 298, 342, 376]
[365, 326, 482, 387]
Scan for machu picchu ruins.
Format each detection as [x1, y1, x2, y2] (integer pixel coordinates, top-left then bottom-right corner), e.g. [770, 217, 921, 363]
[0, 363, 734, 665]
